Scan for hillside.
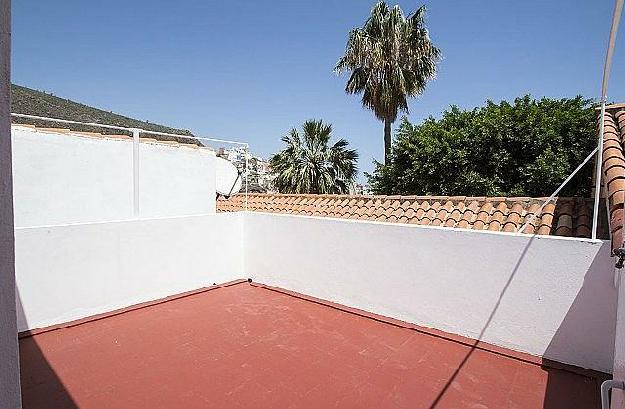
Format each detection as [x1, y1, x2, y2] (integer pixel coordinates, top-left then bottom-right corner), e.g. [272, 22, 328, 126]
[10, 84, 199, 145]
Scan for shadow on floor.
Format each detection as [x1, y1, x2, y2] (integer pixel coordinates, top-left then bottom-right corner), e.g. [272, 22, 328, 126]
[17, 288, 79, 409]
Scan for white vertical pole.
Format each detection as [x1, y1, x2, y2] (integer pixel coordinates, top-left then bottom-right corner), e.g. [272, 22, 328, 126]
[132, 129, 140, 217]
[593, 100, 607, 240]
[0, 0, 22, 406]
[592, 0, 624, 240]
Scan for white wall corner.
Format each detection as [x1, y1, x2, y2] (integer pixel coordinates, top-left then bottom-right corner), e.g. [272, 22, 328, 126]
[243, 212, 617, 373]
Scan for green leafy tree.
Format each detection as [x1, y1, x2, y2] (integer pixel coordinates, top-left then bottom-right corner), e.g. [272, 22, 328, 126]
[270, 120, 358, 194]
[368, 95, 597, 197]
[335, 1, 440, 164]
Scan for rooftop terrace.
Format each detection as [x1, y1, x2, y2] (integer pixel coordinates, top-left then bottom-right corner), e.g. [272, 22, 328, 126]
[6, 115, 625, 409]
[19, 281, 607, 409]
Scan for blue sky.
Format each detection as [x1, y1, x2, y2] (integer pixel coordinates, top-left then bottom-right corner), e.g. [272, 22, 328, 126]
[12, 1, 625, 181]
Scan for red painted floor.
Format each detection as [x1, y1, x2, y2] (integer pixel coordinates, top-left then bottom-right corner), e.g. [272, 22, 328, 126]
[20, 282, 605, 409]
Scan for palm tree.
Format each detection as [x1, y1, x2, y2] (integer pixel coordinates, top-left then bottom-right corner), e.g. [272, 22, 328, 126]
[335, 1, 440, 164]
[270, 120, 358, 194]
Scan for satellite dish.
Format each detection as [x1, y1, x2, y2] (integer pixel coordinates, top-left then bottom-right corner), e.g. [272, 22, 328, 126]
[215, 156, 242, 197]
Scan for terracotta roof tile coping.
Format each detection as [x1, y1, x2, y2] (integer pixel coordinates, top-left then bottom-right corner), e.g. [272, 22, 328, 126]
[599, 107, 625, 251]
[219, 193, 608, 239]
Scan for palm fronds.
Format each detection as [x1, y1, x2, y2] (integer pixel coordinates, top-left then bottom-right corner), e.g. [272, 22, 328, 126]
[335, 1, 440, 161]
[270, 120, 358, 194]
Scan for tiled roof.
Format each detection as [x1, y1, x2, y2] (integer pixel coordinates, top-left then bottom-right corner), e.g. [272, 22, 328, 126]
[218, 193, 604, 238]
[600, 104, 625, 251]
[12, 123, 211, 151]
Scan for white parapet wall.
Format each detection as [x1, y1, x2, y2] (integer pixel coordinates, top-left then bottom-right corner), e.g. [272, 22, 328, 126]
[13, 209, 619, 374]
[244, 212, 617, 373]
[11, 125, 216, 227]
[15, 213, 244, 331]
[613, 270, 625, 408]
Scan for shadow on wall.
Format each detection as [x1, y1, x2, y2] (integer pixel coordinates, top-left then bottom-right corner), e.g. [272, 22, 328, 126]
[542, 242, 616, 370]
[542, 243, 616, 408]
[425, 236, 535, 408]
[426, 236, 611, 409]
[16, 288, 78, 409]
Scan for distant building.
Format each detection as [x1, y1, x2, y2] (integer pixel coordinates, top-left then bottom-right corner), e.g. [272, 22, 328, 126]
[225, 146, 248, 163]
[218, 147, 275, 193]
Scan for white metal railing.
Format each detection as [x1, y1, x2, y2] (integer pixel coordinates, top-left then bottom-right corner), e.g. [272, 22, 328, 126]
[11, 112, 250, 213]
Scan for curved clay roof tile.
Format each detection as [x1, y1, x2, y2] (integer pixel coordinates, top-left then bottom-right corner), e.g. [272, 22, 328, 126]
[541, 203, 557, 215]
[404, 208, 416, 219]
[449, 208, 462, 221]
[605, 167, 625, 185]
[422, 210, 436, 225]
[456, 219, 469, 229]
[610, 191, 625, 211]
[555, 214, 573, 236]
[537, 212, 555, 235]
[473, 203, 493, 230]
[444, 214, 458, 227]
[431, 217, 443, 226]
[502, 205, 523, 232]
[487, 203, 508, 231]
[415, 208, 426, 219]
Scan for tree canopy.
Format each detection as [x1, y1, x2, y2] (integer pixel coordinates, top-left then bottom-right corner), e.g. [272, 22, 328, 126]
[270, 120, 358, 194]
[335, 1, 440, 163]
[368, 95, 597, 197]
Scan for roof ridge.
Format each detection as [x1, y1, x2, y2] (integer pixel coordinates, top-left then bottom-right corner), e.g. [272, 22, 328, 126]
[598, 108, 625, 252]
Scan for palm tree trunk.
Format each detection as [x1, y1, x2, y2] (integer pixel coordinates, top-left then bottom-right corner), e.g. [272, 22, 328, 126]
[384, 119, 392, 164]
